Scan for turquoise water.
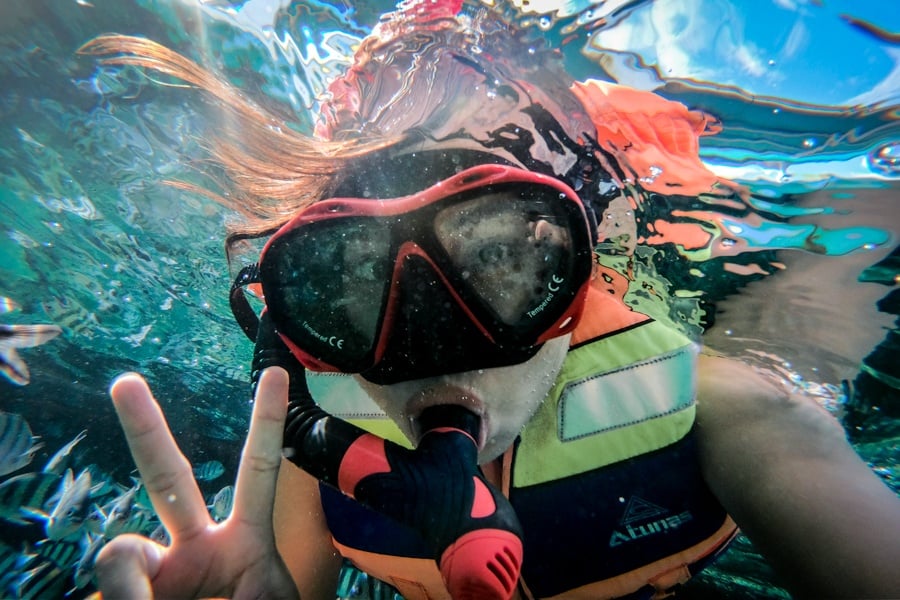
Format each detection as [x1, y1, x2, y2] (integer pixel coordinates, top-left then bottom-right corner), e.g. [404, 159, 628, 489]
[1, 0, 898, 597]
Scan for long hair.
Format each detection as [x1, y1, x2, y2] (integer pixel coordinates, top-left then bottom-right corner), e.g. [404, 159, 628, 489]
[78, 35, 402, 264]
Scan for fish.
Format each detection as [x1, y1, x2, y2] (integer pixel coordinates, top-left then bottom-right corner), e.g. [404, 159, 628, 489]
[208, 485, 234, 522]
[43, 430, 87, 476]
[0, 541, 34, 594]
[0, 472, 59, 525]
[0, 324, 62, 385]
[0, 412, 42, 476]
[192, 406, 247, 442]
[102, 481, 157, 538]
[10, 560, 69, 600]
[82, 503, 108, 536]
[39, 296, 108, 340]
[83, 463, 116, 499]
[72, 532, 105, 592]
[192, 460, 225, 482]
[45, 468, 93, 540]
[33, 538, 82, 569]
[149, 523, 170, 546]
[132, 476, 153, 510]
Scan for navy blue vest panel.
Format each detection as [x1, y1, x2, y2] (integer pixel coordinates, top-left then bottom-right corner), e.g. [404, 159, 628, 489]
[510, 431, 728, 598]
[321, 484, 432, 558]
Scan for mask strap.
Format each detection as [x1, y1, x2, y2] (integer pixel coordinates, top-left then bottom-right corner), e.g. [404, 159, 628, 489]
[230, 264, 261, 342]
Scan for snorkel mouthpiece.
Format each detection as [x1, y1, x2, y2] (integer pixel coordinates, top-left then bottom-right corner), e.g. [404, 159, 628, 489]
[418, 403, 481, 441]
[337, 406, 523, 600]
[418, 406, 524, 600]
[253, 313, 523, 599]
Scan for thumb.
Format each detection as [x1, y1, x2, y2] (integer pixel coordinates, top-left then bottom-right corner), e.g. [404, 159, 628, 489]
[94, 533, 165, 599]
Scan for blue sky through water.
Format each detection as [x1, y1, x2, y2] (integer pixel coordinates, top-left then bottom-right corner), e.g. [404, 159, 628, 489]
[586, 0, 900, 107]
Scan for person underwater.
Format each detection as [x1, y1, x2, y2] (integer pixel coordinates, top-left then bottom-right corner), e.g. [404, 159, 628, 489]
[80, 2, 900, 599]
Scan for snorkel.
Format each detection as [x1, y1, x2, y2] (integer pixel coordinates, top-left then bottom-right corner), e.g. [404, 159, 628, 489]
[231, 304, 525, 599]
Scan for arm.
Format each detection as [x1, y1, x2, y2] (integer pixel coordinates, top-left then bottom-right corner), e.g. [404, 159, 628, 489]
[273, 459, 343, 600]
[695, 354, 900, 598]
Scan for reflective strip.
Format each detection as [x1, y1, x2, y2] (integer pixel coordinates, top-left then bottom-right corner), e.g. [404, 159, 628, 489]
[559, 346, 695, 441]
[514, 320, 698, 488]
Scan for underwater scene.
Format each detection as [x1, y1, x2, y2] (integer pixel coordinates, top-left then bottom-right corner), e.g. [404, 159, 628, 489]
[1, 0, 898, 598]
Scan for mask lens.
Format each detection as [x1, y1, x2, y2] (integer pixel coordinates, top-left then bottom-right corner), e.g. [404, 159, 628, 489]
[258, 163, 592, 374]
[261, 217, 393, 369]
[433, 186, 577, 330]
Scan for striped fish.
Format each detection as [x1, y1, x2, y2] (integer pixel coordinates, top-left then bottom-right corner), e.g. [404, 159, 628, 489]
[10, 560, 69, 600]
[0, 412, 42, 476]
[39, 296, 108, 341]
[208, 485, 234, 523]
[72, 533, 105, 591]
[192, 460, 225, 482]
[0, 324, 62, 385]
[43, 430, 87, 476]
[102, 482, 157, 538]
[46, 468, 93, 540]
[34, 538, 82, 569]
[336, 559, 404, 600]
[83, 464, 116, 500]
[149, 523, 170, 546]
[0, 541, 33, 595]
[0, 472, 59, 524]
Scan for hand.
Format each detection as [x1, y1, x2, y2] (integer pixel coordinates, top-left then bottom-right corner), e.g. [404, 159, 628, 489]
[95, 368, 299, 600]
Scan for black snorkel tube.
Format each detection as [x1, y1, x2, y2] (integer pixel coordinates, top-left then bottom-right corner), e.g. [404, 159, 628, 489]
[231, 266, 524, 600]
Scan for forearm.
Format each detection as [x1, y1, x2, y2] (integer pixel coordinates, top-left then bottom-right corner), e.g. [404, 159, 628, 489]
[273, 461, 343, 600]
[695, 355, 900, 598]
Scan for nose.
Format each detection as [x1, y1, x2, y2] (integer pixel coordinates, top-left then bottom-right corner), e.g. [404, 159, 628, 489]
[360, 255, 539, 384]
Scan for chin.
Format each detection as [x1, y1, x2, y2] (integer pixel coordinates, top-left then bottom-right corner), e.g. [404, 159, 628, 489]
[355, 335, 571, 462]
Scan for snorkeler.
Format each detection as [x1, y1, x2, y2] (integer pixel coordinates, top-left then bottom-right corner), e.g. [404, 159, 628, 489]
[84, 3, 900, 599]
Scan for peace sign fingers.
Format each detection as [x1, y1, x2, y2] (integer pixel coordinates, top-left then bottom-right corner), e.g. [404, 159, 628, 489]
[109, 373, 212, 541]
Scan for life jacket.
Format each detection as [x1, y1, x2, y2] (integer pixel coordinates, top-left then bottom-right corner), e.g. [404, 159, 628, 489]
[311, 286, 737, 599]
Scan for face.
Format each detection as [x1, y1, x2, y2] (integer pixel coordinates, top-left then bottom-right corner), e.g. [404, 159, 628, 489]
[267, 149, 589, 460]
[354, 333, 570, 464]
[349, 180, 576, 462]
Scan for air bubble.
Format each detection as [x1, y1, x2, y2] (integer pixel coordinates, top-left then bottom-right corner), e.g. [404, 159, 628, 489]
[867, 142, 900, 175]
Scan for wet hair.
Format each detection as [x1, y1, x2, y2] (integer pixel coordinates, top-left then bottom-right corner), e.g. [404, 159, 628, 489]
[79, 6, 616, 265]
[78, 35, 397, 264]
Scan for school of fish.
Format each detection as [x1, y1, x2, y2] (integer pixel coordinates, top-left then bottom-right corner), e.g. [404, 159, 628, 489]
[0, 411, 232, 599]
